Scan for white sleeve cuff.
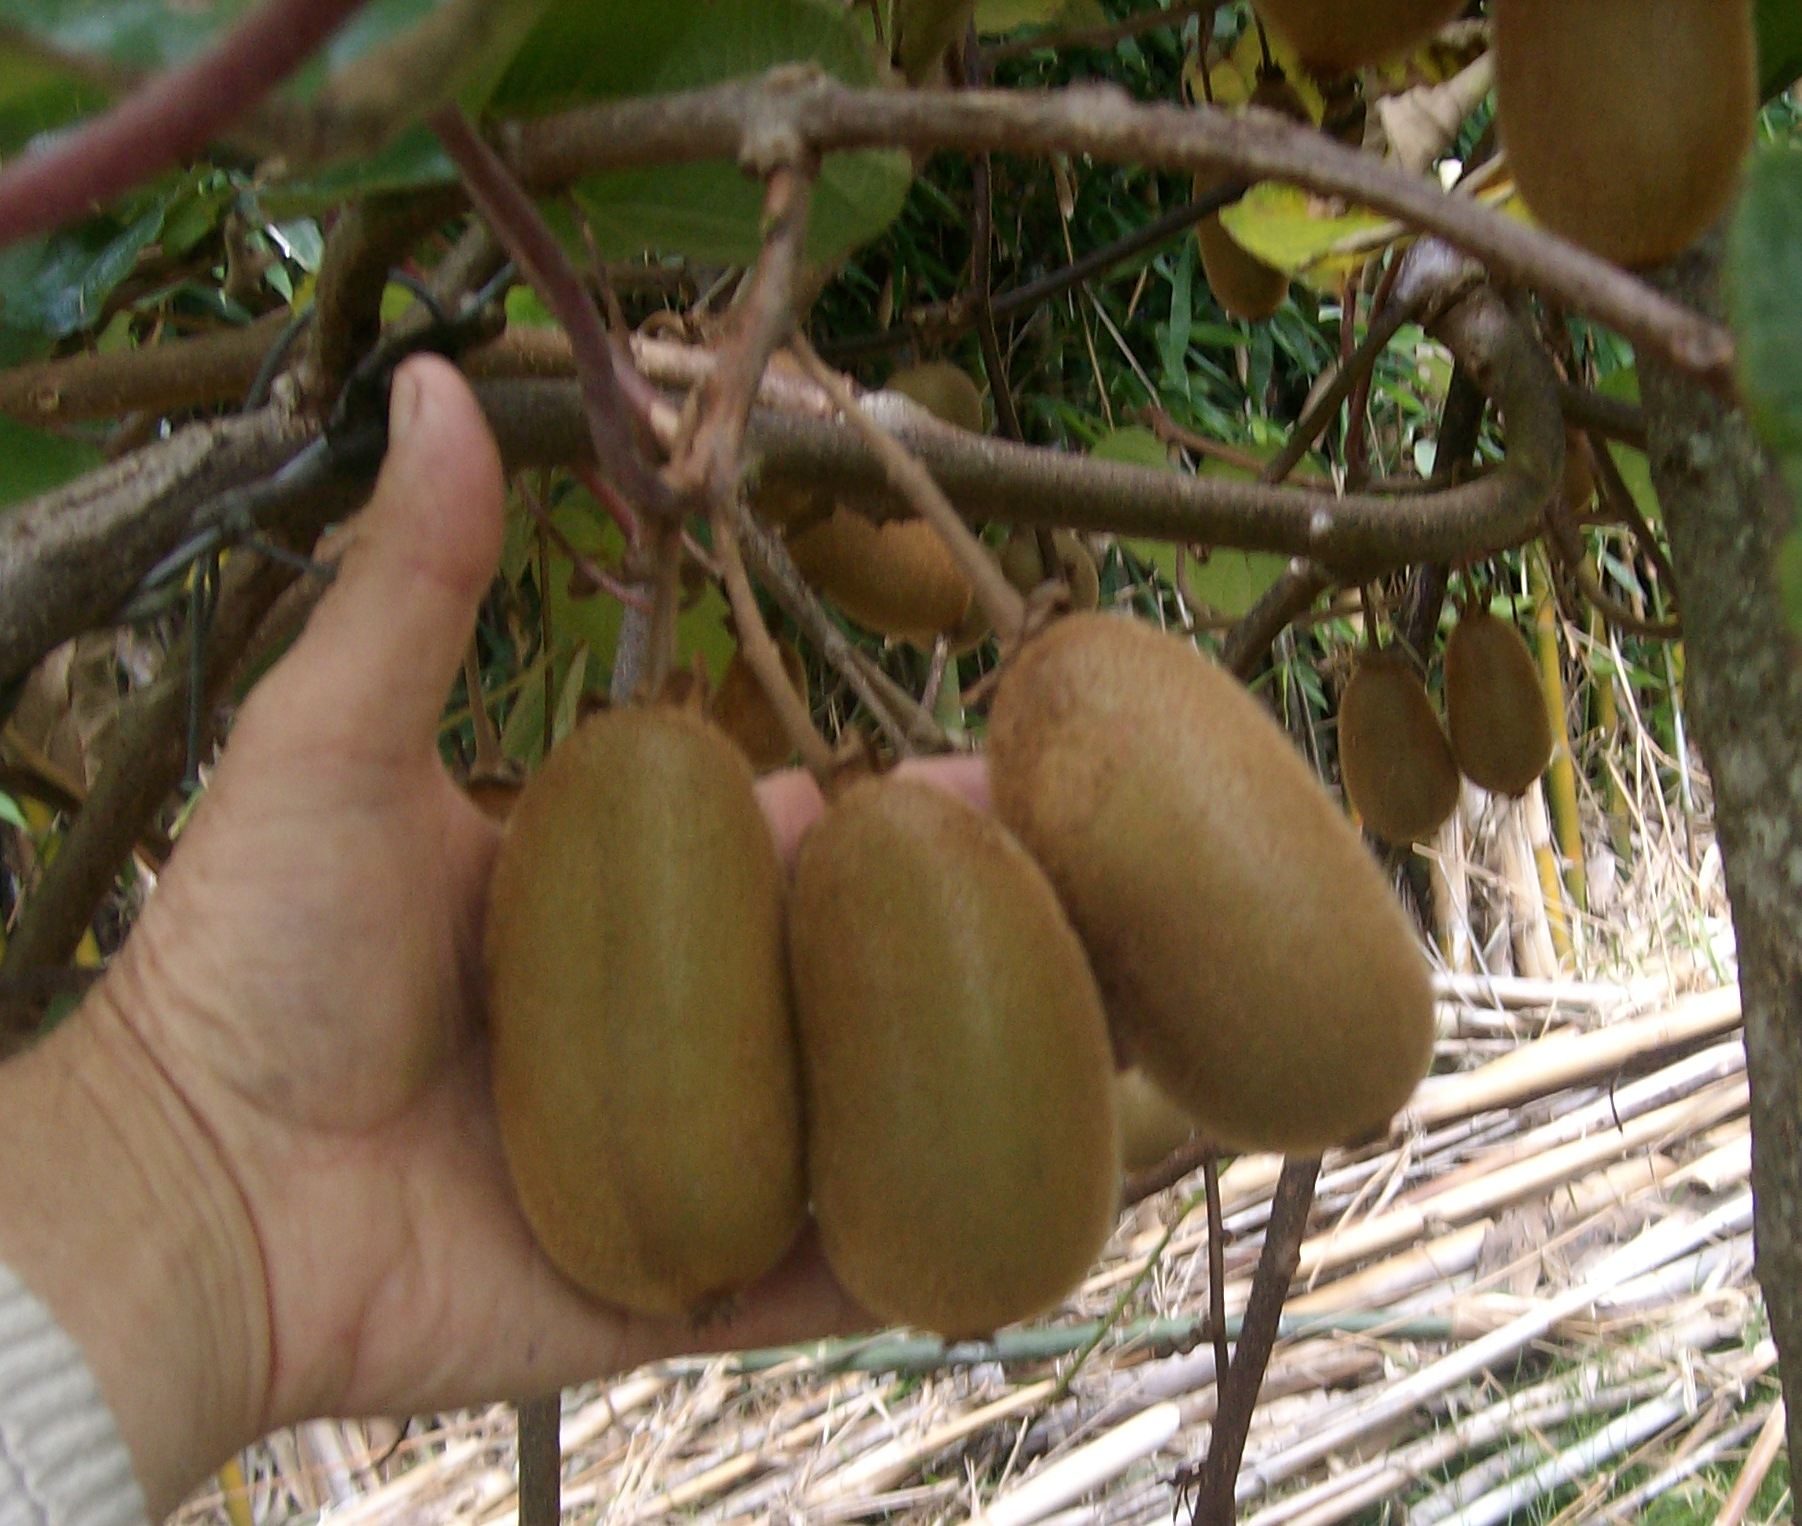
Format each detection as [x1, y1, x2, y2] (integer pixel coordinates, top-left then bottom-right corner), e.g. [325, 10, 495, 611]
[0, 1265, 147, 1526]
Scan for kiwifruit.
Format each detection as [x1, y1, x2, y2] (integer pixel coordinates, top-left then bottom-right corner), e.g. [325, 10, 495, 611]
[1195, 205, 1289, 322]
[987, 613, 1435, 1154]
[709, 642, 808, 773]
[1191, 76, 1306, 321]
[1493, 0, 1755, 269]
[887, 361, 986, 435]
[787, 509, 973, 644]
[1338, 648, 1460, 847]
[789, 777, 1119, 1336]
[1252, 0, 1463, 73]
[999, 529, 1102, 611]
[485, 706, 805, 1317]
[1561, 428, 1596, 516]
[1443, 608, 1554, 797]
[1116, 1067, 1196, 1174]
[893, 0, 978, 83]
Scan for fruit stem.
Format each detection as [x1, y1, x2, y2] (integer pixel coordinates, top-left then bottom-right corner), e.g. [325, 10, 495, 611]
[712, 503, 839, 780]
[790, 338, 1029, 647]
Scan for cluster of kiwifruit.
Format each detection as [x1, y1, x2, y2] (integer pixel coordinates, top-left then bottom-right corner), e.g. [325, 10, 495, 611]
[1249, 0, 1755, 271]
[1338, 595, 1554, 848]
[485, 610, 1436, 1337]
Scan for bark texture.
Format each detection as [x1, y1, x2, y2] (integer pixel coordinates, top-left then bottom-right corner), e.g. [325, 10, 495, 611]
[1640, 238, 1802, 1480]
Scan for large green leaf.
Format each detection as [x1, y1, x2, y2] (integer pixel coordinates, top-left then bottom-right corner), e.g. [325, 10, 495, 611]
[1758, 0, 1802, 99]
[1730, 143, 1802, 637]
[0, 197, 166, 366]
[492, 0, 910, 266]
[0, 415, 103, 509]
[975, 0, 1107, 33]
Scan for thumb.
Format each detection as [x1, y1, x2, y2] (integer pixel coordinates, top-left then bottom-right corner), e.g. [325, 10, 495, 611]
[251, 355, 505, 764]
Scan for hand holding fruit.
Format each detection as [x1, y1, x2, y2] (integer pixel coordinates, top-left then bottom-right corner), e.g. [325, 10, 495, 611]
[0, 360, 893, 1515]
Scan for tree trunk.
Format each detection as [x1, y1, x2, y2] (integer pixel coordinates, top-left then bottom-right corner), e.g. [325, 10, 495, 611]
[1640, 237, 1802, 1485]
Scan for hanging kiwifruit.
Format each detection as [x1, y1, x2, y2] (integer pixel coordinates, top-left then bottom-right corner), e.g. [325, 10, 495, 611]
[790, 777, 1118, 1336]
[1338, 648, 1460, 847]
[485, 707, 805, 1317]
[786, 359, 983, 644]
[893, 0, 978, 84]
[1191, 75, 1307, 322]
[999, 529, 1101, 611]
[787, 510, 973, 644]
[1116, 1067, 1197, 1174]
[1493, 0, 1756, 269]
[886, 361, 986, 435]
[987, 614, 1435, 1154]
[709, 642, 808, 773]
[1252, 0, 1463, 74]
[1443, 607, 1555, 797]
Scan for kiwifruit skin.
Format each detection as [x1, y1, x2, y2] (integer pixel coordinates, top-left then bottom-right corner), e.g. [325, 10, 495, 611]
[1253, 0, 1462, 72]
[887, 361, 986, 435]
[999, 529, 1101, 611]
[788, 509, 973, 643]
[710, 643, 808, 773]
[1494, 0, 1755, 269]
[1116, 1067, 1196, 1174]
[987, 614, 1435, 1154]
[1339, 649, 1460, 847]
[1196, 209, 1288, 322]
[485, 706, 805, 1317]
[1444, 610, 1555, 797]
[790, 777, 1119, 1337]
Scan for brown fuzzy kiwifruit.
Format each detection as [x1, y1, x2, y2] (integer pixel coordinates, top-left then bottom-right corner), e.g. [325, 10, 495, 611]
[790, 777, 1118, 1336]
[999, 529, 1101, 611]
[785, 359, 981, 644]
[1493, 0, 1755, 269]
[465, 773, 523, 822]
[1191, 76, 1307, 321]
[1116, 1067, 1196, 1174]
[1338, 648, 1460, 847]
[709, 642, 808, 773]
[485, 706, 804, 1317]
[1444, 608, 1554, 797]
[886, 361, 986, 435]
[987, 614, 1435, 1154]
[1252, 0, 1463, 73]
[787, 510, 973, 644]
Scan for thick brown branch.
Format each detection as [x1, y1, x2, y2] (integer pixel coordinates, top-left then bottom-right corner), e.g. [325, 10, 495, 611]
[0, 555, 296, 990]
[502, 72, 1732, 388]
[0, 316, 288, 426]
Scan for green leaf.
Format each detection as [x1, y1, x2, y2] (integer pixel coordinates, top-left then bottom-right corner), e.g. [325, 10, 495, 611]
[1779, 529, 1802, 638]
[1758, 0, 1802, 99]
[975, 0, 1107, 32]
[492, 0, 910, 266]
[1730, 145, 1802, 461]
[0, 197, 165, 366]
[0, 415, 104, 509]
[0, 791, 27, 832]
[545, 500, 736, 689]
[1090, 425, 1171, 471]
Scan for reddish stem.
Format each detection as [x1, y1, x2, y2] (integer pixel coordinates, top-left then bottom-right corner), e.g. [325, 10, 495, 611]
[0, 0, 373, 247]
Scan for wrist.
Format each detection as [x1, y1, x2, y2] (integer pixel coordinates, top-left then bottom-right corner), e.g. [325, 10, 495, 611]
[0, 986, 271, 1516]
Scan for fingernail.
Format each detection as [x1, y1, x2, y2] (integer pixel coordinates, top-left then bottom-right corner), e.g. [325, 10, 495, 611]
[390, 363, 424, 442]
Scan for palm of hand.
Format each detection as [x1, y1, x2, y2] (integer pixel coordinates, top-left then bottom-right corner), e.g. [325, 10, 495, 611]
[104, 359, 860, 1438]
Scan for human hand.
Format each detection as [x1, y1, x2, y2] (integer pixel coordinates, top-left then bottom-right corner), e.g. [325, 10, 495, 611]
[0, 356, 986, 1515]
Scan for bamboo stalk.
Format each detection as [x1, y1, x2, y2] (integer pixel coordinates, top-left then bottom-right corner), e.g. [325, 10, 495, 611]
[1589, 610, 1634, 860]
[1400, 985, 1740, 1130]
[1531, 547, 1587, 913]
[1525, 779, 1576, 964]
[966, 1403, 1180, 1526]
[1711, 1397, 1787, 1526]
